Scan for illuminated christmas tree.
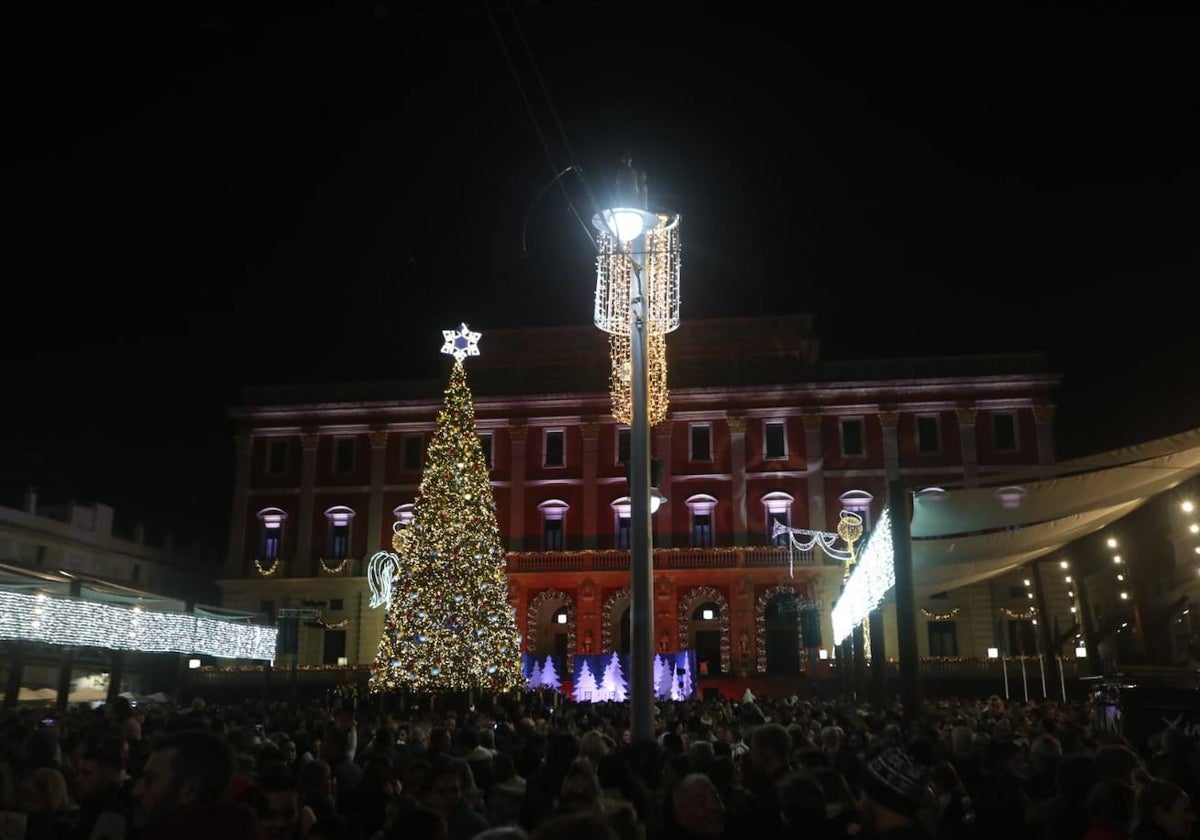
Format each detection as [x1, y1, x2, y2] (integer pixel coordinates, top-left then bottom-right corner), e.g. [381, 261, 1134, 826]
[368, 324, 524, 695]
[540, 655, 562, 692]
[574, 659, 599, 702]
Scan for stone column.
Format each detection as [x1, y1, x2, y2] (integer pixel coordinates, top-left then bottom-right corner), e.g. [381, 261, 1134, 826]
[508, 423, 528, 552]
[224, 434, 253, 578]
[802, 413, 826, 530]
[956, 407, 980, 489]
[1033, 404, 1057, 466]
[879, 409, 901, 483]
[581, 421, 600, 549]
[654, 424, 674, 548]
[367, 429, 389, 553]
[727, 416, 748, 546]
[295, 432, 320, 577]
[869, 608, 887, 707]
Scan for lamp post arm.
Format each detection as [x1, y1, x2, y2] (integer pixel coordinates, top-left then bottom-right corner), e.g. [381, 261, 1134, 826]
[521, 164, 598, 253]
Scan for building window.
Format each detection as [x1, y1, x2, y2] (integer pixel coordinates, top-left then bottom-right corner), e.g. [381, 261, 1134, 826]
[334, 437, 355, 472]
[403, 435, 423, 471]
[611, 498, 632, 549]
[690, 424, 712, 462]
[544, 430, 565, 468]
[617, 428, 631, 465]
[840, 418, 865, 457]
[761, 491, 795, 545]
[257, 507, 287, 561]
[538, 500, 568, 550]
[993, 412, 1019, 452]
[1007, 619, 1038, 656]
[764, 420, 787, 460]
[928, 620, 958, 656]
[839, 490, 873, 532]
[478, 432, 493, 469]
[324, 506, 356, 561]
[260, 600, 274, 618]
[329, 599, 344, 611]
[268, 440, 289, 475]
[393, 503, 415, 529]
[685, 494, 718, 548]
[916, 415, 940, 454]
[322, 630, 347, 665]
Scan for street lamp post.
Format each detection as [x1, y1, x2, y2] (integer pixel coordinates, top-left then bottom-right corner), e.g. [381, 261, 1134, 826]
[592, 169, 679, 744]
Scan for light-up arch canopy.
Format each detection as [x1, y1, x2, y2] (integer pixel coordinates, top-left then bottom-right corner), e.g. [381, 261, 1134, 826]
[832, 426, 1200, 644]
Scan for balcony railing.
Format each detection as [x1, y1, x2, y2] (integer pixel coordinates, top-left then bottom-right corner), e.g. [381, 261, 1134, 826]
[505, 546, 837, 574]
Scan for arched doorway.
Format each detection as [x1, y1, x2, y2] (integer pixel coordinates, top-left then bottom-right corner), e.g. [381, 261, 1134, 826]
[756, 586, 806, 675]
[677, 586, 731, 675]
[525, 589, 576, 681]
[601, 587, 631, 655]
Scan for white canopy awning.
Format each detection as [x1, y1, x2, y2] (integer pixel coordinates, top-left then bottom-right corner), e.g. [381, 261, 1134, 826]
[908, 427, 1200, 593]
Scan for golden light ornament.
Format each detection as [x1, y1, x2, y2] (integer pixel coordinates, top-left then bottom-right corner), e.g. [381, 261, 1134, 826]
[253, 558, 280, 577]
[836, 510, 864, 580]
[594, 212, 680, 426]
[319, 557, 350, 575]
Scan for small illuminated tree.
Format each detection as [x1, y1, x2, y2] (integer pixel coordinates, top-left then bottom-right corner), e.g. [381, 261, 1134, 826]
[575, 658, 600, 702]
[369, 325, 524, 695]
[600, 652, 628, 702]
[541, 655, 562, 693]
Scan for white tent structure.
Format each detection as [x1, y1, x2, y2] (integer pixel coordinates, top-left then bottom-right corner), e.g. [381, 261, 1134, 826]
[834, 427, 1200, 642]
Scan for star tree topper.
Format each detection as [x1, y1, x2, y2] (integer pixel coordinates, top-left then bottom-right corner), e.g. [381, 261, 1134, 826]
[441, 323, 482, 362]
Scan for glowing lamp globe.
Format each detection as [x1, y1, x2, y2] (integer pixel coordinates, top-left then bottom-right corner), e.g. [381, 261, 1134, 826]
[594, 207, 660, 243]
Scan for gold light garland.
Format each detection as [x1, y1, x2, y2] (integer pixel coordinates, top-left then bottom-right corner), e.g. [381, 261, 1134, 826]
[920, 607, 960, 620]
[319, 557, 350, 575]
[253, 558, 280, 577]
[1000, 606, 1038, 620]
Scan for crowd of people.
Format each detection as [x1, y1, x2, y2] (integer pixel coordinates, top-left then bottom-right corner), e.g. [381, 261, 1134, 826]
[0, 685, 1194, 840]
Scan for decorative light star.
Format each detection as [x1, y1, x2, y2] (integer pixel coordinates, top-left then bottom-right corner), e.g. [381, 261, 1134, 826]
[441, 323, 481, 362]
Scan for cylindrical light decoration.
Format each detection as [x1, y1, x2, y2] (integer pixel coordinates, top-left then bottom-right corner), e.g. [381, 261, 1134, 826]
[594, 213, 681, 425]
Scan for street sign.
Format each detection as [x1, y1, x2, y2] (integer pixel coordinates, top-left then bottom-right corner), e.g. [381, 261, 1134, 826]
[277, 608, 320, 620]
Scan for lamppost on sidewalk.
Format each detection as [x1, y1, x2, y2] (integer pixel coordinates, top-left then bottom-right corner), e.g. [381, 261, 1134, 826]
[592, 157, 679, 743]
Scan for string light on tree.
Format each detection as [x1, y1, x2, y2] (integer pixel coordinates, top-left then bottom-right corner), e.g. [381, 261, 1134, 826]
[368, 326, 524, 695]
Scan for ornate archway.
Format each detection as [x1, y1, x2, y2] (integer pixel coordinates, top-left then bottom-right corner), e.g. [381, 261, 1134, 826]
[525, 589, 576, 655]
[601, 586, 631, 653]
[677, 585, 731, 674]
[754, 584, 816, 673]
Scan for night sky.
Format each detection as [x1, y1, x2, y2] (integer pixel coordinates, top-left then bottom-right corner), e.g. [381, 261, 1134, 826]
[3, 2, 1198, 562]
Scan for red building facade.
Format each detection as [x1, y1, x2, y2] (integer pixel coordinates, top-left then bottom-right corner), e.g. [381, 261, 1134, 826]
[217, 315, 1060, 692]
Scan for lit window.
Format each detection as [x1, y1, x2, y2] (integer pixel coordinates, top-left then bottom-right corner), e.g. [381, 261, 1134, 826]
[690, 424, 712, 462]
[257, 507, 288, 560]
[840, 418, 865, 457]
[334, 437, 355, 473]
[764, 421, 787, 460]
[928, 620, 957, 656]
[685, 494, 718, 548]
[611, 497, 632, 550]
[761, 491, 795, 545]
[544, 430, 565, 468]
[393, 503, 415, 528]
[992, 412, 1019, 452]
[839, 490, 873, 532]
[324, 506, 356, 560]
[538, 499, 568, 550]
[916, 415, 940, 454]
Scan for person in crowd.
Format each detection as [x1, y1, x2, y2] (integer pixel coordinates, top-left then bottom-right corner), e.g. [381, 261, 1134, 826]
[856, 744, 932, 840]
[20, 766, 77, 840]
[420, 759, 489, 840]
[1131, 774, 1195, 840]
[254, 766, 315, 840]
[659, 771, 726, 840]
[727, 721, 792, 836]
[776, 770, 830, 840]
[1083, 779, 1136, 840]
[296, 759, 337, 827]
[68, 731, 133, 840]
[129, 728, 263, 840]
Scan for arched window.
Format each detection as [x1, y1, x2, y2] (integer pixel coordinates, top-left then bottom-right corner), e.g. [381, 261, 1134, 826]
[538, 499, 569, 550]
[839, 490, 873, 532]
[611, 497, 632, 550]
[392, 503, 415, 528]
[760, 491, 795, 545]
[256, 507, 287, 561]
[324, 505, 356, 561]
[684, 495, 718, 548]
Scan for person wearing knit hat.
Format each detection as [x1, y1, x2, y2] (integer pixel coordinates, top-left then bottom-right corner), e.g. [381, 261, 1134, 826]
[858, 745, 932, 839]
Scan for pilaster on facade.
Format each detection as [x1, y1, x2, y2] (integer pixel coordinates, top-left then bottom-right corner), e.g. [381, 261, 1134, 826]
[966, 580, 996, 654]
[955, 406, 980, 489]
[655, 424, 674, 548]
[727, 415, 748, 546]
[295, 432, 320, 577]
[801, 412, 826, 530]
[581, 421, 600, 549]
[226, 434, 253, 578]
[508, 422, 528, 552]
[366, 429, 389, 555]
[878, 409, 901, 483]
[1033, 404, 1057, 465]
